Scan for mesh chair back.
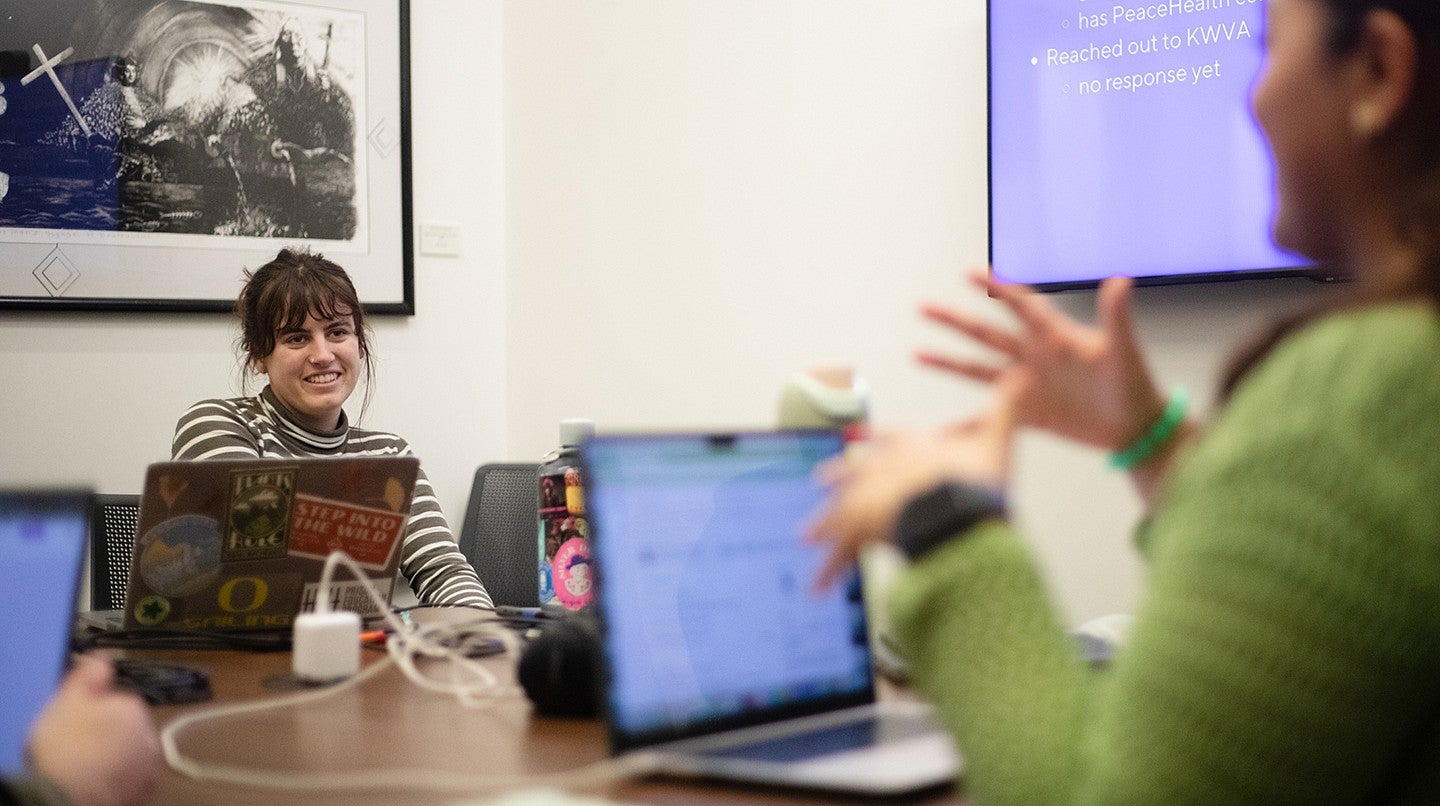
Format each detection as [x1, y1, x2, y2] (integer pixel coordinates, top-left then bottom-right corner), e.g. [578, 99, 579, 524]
[458, 463, 540, 608]
[90, 494, 140, 611]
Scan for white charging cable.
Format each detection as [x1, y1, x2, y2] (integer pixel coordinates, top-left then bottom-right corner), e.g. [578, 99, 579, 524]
[307, 549, 525, 703]
[160, 550, 643, 793]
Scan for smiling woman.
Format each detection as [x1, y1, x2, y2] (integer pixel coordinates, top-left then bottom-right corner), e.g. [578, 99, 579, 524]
[258, 309, 361, 432]
[170, 248, 493, 609]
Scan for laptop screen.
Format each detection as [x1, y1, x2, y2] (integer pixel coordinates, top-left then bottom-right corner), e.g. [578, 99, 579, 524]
[583, 431, 872, 750]
[0, 491, 89, 775]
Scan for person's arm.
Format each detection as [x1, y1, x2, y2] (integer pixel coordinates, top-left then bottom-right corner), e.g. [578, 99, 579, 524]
[805, 401, 1091, 802]
[397, 463, 493, 609]
[889, 523, 1091, 803]
[23, 655, 162, 806]
[170, 399, 262, 460]
[891, 315, 1440, 804]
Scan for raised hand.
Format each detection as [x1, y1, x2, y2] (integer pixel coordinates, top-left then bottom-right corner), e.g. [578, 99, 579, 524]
[917, 269, 1167, 453]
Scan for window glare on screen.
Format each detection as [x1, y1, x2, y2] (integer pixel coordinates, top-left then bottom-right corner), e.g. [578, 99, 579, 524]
[988, 0, 1311, 289]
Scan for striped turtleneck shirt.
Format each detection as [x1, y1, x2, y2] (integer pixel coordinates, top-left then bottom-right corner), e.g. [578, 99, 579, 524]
[171, 387, 493, 609]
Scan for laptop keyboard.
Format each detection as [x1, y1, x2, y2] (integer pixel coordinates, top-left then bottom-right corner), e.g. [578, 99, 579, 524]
[698, 713, 938, 763]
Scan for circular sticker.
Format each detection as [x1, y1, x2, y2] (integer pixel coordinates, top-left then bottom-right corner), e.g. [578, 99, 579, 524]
[133, 594, 171, 626]
[137, 514, 221, 597]
[552, 536, 594, 610]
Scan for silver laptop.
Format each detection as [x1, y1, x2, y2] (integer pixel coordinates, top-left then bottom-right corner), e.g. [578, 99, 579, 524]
[581, 431, 960, 796]
[0, 490, 89, 775]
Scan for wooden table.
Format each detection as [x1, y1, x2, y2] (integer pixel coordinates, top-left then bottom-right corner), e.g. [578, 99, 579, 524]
[134, 620, 965, 805]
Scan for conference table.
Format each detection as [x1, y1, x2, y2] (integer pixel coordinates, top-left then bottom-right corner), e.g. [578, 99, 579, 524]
[130, 611, 967, 806]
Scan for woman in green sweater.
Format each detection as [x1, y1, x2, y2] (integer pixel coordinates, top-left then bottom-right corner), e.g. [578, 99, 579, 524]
[810, 0, 1440, 802]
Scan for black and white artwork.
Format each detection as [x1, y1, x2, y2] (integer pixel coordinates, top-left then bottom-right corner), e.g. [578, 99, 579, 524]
[0, 0, 412, 312]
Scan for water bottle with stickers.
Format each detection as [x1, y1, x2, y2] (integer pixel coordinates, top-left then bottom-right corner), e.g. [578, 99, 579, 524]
[538, 418, 595, 610]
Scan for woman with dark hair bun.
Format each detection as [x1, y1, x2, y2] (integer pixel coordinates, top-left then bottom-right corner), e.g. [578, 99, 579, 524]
[172, 248, 492, 609]
[809, 0, 1440, 801]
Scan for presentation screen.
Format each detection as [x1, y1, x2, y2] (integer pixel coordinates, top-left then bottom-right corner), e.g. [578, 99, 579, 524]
[989, 0, 1314, 289]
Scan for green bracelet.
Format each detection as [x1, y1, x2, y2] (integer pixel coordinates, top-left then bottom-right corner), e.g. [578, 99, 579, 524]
[1108, 389, 1189, 470]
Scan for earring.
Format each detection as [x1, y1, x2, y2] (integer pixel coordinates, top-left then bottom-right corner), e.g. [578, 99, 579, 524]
[1350, 105, 1380, 137]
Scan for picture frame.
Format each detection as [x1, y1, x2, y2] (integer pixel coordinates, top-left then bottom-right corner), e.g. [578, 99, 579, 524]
[0, 0, 414, 313]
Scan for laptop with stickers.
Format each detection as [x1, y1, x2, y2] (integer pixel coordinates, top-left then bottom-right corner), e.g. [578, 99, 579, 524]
[102, 456, 418, 632]
[581, 431, 960, 796]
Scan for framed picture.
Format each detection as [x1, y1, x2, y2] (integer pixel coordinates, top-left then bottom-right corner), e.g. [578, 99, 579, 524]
[0, 0, 414, 313]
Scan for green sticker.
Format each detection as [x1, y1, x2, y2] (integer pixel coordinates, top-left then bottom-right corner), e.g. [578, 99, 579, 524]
[134, 595, 171, 626]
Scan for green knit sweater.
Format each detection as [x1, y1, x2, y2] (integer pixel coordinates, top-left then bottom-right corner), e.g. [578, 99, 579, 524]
[891, 304, 1440, 804]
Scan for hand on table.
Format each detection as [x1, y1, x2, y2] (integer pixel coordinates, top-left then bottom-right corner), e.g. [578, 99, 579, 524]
[27, 654, 163, 806]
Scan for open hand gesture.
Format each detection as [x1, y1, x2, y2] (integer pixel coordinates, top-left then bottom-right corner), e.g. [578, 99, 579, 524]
[917, 269, 1167, 453]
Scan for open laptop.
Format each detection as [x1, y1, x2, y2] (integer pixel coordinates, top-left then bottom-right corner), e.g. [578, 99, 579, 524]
[87, 456, 419, 632]
[0, 489, 90, 775]
[581, 430, 960, 796]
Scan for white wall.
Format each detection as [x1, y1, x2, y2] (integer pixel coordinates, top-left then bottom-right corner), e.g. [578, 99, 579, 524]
[0, 1, 508, 544]
[1, 1, 1329, 624]
[502, 0, 1331, 622]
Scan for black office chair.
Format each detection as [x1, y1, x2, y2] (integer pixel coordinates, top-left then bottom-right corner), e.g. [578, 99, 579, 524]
[458, 463, 541, 608]
[90, 494, 140, 611]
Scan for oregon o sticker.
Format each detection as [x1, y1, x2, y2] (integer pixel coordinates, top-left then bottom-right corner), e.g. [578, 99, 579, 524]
[217, 577, 270, 613]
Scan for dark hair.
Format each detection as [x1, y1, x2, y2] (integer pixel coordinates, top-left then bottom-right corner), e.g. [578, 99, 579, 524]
[236, 247, 376, 418]
[1331, 2, 1440, 294]
[1221, 0, 1440, 398]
